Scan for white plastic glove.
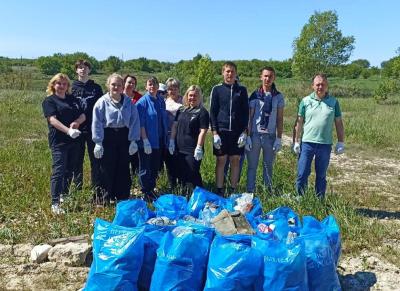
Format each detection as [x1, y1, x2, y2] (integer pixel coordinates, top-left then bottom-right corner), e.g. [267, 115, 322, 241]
[67, 128, 81, 139]
[273, 138, 282, 152]
[335, 142, 345, 154]
[194, 145, 204, 161]
[94, 143, 104, 159]
[245, 136, 252, 151]
[143, 138, 152, 155]
[129, 140, 138, 155]
[237, 132, 247, 148]
[213, 134, 222, 150]
[168, 139, 175, 155]
[293, 142, 301, 155]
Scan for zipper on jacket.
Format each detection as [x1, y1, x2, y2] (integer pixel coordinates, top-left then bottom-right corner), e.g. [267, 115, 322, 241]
[229, 84, 233, 131]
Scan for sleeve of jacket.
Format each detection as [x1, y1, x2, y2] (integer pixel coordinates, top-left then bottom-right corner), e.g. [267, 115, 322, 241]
[91, 99, 105, 143]
[128, 103, 140, 141]
[241, 87, 249, 132]
[209, 85, 219, 132]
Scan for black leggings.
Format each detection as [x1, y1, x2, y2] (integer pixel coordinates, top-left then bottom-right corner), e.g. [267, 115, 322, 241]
[178, 152, 203, 187]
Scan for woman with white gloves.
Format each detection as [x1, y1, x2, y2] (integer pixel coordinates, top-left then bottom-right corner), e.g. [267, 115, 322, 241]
[92, 73, 140, 205]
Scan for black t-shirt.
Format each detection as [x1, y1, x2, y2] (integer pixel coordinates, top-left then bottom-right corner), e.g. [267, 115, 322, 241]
[175, 106, 209, 155]
[42, 94, 83, 147]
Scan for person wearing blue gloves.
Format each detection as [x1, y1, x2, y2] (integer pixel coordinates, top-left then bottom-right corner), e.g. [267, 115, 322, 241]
[294, 73, 345, 197]
[92, 73, 140, 205]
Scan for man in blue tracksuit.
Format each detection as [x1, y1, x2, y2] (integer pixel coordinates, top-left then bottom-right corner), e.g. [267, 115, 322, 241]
[210, 61, 249, 196]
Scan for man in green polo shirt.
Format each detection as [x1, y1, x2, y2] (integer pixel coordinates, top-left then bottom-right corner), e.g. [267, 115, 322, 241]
[294, 73, 345, 197]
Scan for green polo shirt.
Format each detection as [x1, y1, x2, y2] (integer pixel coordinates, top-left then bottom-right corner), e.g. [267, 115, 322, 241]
[298, 92, 342, 144]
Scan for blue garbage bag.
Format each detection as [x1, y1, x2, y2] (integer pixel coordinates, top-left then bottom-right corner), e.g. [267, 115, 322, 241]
[265, 206, 302, 227]
[322, 215, 341, 267]
[204, 234, 263, 291]
[153, 194, 188, 220]
[113, 199, 152, 227]
[150, 223, 214, 291]
[301, 216, 341, 291]
[84, 219, 145, 291]
[187, 186, 233, 218]
[138, 224, 175, 291]
[255, 217, 292, 241]
[252, 236, 308, 291]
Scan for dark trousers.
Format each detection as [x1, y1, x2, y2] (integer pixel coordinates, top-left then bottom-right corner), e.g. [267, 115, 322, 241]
[130, 152, 139, 177]
[178, 152, 203, 187]
[75, 131, 101, 190]
[138, 148, 161, 196]
[163, 148, 180, 188]
[96, 128, 131, 203]
[50, 142, 80, 205]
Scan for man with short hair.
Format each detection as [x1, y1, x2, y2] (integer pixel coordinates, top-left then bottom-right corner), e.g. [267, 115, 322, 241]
[71, 60, 103, 191]
[210, 61, 249, 195]
[294, 73, 345, 197]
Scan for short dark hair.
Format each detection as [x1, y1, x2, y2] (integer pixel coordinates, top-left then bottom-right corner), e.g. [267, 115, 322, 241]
[146, 76, 159, 87]
[123, 74, 137, 84]
[222, 61, 237, 73]
[75, 59, 92, 70]
[312, 73, 328, 83]
[260, 66, 276, 75]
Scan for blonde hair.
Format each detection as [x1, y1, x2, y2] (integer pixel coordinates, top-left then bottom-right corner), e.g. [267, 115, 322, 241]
[183, 85, 203, 107]
[106, 73, 124, 89]
[46, 73, 71, 96]
[166, 77, 180, 89]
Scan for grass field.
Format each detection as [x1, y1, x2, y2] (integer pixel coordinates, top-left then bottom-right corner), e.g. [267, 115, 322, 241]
[0, 75, 399, 267]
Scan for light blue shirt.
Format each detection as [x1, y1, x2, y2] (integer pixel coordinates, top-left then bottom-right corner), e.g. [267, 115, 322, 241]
[92, 93, 140, 143]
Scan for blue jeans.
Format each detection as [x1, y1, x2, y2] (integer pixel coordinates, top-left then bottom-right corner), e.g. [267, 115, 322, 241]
[296, 142, 332, 197]
[138, 148, 161, 197]
[50, 142, 80, 205]
[246, 133, 275, 193]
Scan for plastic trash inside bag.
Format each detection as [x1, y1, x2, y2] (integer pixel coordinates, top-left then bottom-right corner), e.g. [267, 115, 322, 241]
[150, 223, 214, 291]
[84, 219, 145, 291]
[113, 199, 152, 227]
[252, 236, 308, 291]
[265, 206, 302, 228]
[187, 186, 233, 218]
[147, 216, 176, 226]
[153, 194, 188, 220]
[230, 193, 263, 218]
[199, 201, 220, 226]
[204, 234, 263, 291]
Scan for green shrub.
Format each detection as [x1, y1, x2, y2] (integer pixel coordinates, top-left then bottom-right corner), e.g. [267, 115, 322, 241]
[374, 79, 400, 103]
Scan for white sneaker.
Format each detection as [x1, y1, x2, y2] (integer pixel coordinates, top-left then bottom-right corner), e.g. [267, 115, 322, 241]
[51, 204, 65, 215]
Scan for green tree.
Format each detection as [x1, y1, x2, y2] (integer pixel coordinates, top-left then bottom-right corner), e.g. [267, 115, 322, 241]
[351, 59, 370, 68]
[190, 54, 218, 102]
[292, 10, 355, 79]
[382, 56, 400, 79]
[36, 56, 62, 75]
[101, 56, 123, 73]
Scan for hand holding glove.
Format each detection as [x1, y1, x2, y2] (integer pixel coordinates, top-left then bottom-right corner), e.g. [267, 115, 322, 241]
[129, 141, 138, 155]
[194, 145, 204, 161]
[168, 139, 175, 155]
[335, 142, 345, 154]
[94, 143, 104, 159]
[67, 128, 81, 139]
[273, 138, 282, 152]
[143, 138, 152, 155]
[213, 134, 222, 150]
[293, 142, 301, 155]
[245, 136, 252, 151]
[237, 132, 247, 148]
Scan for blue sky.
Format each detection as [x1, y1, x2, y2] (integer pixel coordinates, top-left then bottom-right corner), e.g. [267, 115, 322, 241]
[1, 0, 399, 67]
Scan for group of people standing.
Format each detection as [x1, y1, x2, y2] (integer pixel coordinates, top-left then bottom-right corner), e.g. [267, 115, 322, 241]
[42, 60, 345, 214]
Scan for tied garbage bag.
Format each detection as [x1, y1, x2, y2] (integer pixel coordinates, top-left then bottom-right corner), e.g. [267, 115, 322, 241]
[113, 199, 153, 227]
[84, 219, 145, 291]
[138, 224, 175, 291]
[265, 206, 302, 227]
[150, 223, 214, 291]
[153, 194, 188, 220]
[204, 234, 263, 291]
[252, 236, 308, 291]
[322, 215, 341, 267]
[187, 186, 233, 218]
[301, 216, 341, 291]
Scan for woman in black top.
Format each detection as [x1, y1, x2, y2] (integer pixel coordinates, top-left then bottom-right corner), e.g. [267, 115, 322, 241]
[169, 85, 209, 188]
[42, 73, 85, 214]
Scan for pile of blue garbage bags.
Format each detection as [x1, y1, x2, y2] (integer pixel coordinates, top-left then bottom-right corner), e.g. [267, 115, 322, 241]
[84, 186, 342, 291]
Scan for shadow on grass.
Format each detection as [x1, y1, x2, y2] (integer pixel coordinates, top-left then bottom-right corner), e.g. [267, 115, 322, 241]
[339, 271, 377, 290]
[356, 208, 400, 219]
